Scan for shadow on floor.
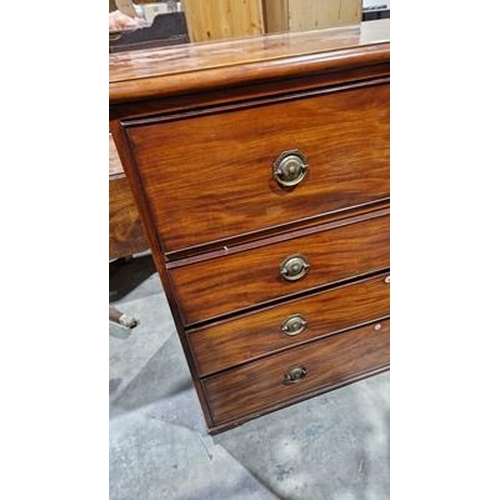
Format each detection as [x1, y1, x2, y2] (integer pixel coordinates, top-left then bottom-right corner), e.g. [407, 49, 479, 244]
[109, 253, 157, 302]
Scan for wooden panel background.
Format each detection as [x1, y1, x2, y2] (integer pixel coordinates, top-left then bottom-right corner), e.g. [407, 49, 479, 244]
[111, 0, 361, 38]
[264, 0, 362, 33]
[181, 0, 263, 42]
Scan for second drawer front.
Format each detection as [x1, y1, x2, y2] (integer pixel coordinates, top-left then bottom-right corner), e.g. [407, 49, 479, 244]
[190, 273, 390, 376]
[170, 212, 389, 325]
[203, 319, 390, 425]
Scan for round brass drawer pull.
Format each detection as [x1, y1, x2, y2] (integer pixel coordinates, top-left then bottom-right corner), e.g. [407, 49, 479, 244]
[284, 366, 308, 384]
[281, 314, 308, 336]
[280, 254, 310, 281]
[273, 150, 308, 188]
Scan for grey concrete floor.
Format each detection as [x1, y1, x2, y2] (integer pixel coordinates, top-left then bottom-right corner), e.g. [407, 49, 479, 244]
[110, 255, 390, 500]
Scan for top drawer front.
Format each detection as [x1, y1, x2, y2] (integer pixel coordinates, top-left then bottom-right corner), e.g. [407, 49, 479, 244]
[125, 83, 389, 253]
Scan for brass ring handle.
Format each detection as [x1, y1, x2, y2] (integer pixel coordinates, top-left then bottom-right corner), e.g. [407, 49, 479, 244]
[281, 314, 308, 336]
[280, 254, 310, 281]
[284, 366, 308, 384]
[273, 150, 308, 188]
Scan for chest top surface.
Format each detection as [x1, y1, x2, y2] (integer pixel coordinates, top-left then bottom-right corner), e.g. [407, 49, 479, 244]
[109, 19, 389, 104]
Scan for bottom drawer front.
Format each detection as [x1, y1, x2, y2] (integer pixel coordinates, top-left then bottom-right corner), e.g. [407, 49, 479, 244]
[203, 319, 390, 424]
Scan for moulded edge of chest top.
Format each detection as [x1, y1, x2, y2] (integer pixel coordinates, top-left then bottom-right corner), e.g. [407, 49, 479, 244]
[110, 53, 390, 121]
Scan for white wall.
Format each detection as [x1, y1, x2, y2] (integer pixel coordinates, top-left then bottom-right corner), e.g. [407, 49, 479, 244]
[363, 0, 390, 8]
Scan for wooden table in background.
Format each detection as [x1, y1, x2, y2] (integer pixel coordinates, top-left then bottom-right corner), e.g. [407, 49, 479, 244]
[109, 135, 148, 261]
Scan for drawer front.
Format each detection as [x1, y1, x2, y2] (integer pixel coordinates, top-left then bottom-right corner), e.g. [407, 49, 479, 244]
[125, 83, 389, 252]
[170, 212, 389, 325]
[190, 273, 390, 376]
[203, 319, 390, 424]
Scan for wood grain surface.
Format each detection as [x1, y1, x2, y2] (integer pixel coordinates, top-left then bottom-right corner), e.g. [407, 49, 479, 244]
[125, 83, 389, 253]
[109, 177, 149, 259]
[170, 210, 389, 325]
[109, 20, 389, 103]
[109, 22, 391, 432]
[190, 273, 389, 376]
[203, 319, 390, 424]
[181, 0, 263, 42]
[109, 135, 148, 259]
[264, 0, 362, 33]
[287, 0, 361, 32]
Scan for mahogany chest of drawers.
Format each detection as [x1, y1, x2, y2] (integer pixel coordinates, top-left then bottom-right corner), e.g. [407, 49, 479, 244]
[109, 19, 390, 433]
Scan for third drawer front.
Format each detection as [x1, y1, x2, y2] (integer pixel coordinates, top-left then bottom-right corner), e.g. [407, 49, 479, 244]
[169, 211, 389, 325]
[190, 273, 390, 376]
[203, 319, 390, 425]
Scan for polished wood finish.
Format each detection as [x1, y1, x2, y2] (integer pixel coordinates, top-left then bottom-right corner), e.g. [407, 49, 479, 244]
[190, 273, 389, 376]
[109, 20, 390, 433]
[109, 176, 149, 259]
[125, 83, 389, 253]
[203, 319, 390, 424]
[109, 136, 148, 260]
[170, 211, 389, 324]
[109, 20, 389, 104]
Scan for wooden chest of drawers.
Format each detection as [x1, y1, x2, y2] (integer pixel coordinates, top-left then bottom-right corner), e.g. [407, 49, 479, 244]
[109, 19, 390, 433]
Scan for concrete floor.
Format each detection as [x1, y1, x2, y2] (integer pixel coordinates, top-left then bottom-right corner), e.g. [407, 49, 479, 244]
[110, 255, 390, 500]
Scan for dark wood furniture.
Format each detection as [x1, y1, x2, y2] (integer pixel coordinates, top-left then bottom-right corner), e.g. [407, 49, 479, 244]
[109, 19, 390, 433]
[109, 135, 148, 260]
